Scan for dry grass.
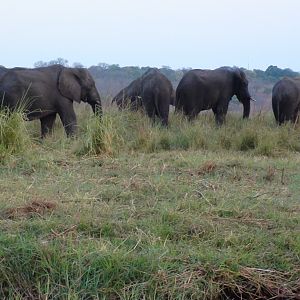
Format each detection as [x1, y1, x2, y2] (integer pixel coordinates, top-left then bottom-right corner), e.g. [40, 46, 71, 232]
[218, 267, 300, 299]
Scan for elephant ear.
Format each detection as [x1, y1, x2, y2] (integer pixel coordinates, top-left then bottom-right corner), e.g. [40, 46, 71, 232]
[58, 68, 82, 103]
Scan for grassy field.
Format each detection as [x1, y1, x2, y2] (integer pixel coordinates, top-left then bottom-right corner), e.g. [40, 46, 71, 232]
[0, 107, 299, 299]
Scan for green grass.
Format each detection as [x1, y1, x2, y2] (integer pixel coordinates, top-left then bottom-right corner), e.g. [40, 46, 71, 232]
[0, 108, 31, 162]
[0, 108, 299, 299]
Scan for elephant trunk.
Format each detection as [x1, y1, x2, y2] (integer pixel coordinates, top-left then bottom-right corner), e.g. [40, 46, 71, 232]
[88, 88, 102, 116]
[242, 99, 250, 118]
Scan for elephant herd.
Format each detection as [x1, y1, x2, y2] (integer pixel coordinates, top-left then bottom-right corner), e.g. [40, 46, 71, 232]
[0, 64, 299, 138]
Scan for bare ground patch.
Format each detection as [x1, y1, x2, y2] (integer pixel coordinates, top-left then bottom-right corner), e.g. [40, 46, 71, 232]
[3, 199, 57, 219]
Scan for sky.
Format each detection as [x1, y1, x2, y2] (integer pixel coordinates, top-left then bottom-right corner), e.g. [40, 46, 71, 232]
[1, 0, 300, 71]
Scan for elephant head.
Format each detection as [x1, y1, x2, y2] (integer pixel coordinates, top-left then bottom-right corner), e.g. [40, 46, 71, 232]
[112, 78, 142, 109]
[112, 88, 131, 109]
[58, 67, 102, 115]
[233, 68, 253, 118]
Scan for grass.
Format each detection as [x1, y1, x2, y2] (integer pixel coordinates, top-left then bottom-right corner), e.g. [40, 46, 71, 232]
[0, 107, 299, 299]
[0, 108, 31, 162]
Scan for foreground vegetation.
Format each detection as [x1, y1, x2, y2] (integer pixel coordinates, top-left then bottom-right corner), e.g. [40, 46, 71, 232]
[0, 108, 299, 299]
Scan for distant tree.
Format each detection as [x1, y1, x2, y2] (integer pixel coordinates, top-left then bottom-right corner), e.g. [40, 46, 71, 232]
[48, 57, 69, 66]
[72, 62, 85, 68]
[265, 65, 282, 78]
[281, 68, 299, 77]
[181, 67, 192, 74]
[34, 61, 48, 68]
[160, 66, 178, 82]
[97, 63, 110, 69]
[108, 64, 120, 70]
[265, 65, 299, 79]
[141, 66, 151, 73]
[34, 58, 69, 68]
[253, 69, 265, 78]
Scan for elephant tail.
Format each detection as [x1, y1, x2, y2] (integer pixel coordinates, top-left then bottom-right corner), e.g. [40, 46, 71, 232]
[153, 89, 168, 126]
[170, 89, 175, 106]
[272, 82, 287, 124]
[272, 94, 280, 124]
[175, 88, 183, 113]
[153, 89, 161, 117]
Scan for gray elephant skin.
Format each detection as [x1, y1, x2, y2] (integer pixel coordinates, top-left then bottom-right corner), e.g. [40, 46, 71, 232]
[112, 68, 174, 126]
[175, 67, 253, 124]
[0, 66, 7, 79]
[0, 66, 29, 79]
[272, 77, 300, 125]
[0, 65, 102, 137]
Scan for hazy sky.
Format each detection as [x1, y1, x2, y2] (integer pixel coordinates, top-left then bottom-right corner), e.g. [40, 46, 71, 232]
[1, 0, 299, 70]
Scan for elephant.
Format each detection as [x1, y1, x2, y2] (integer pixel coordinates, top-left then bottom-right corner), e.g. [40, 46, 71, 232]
[175, 67, 254, 124]
[272, 77, 300, 125]
[112, 68, 174, 126]
[0, 66, 7, 79]
[0, 66, 28, 79]
[0, 65, 102, 137]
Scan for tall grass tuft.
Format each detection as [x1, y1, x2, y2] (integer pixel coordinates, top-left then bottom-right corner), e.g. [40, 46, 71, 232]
[238, 128, 259, 151]
[0, 108, 31, 161]
[76, 112, 124, 156]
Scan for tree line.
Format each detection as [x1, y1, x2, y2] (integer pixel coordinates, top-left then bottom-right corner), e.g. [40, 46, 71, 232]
[22, 58, 300, 108]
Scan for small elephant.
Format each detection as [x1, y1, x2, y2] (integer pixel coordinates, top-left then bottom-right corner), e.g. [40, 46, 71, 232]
[0, 65, 102, 137]
[112, 68, 174, 126]
[272, 78, 300, 125]
[175, 67, 254, 125]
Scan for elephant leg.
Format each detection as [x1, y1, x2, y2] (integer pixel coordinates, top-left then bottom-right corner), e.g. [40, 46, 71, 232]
[215, 113, 226, 125]
[160, 113, 168, 127]
[148, 109, 156, 124]
[187, 111, 198, 121]
[280, 108, 293, 124]
[279, 114, 285, 125]
[293, 105, 300, 124]
[143, 99, 156, 123]
[156, 109, 168, 127]
[155, 98, 169, 127]
[213, 103, 228, 126]
[40, 113, 57, 138]
[58, 106, 77, 137]
[184, 100, 200, 121]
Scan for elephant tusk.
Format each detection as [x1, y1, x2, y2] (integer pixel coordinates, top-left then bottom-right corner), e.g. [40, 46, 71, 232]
[250, 98, 256, 102]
